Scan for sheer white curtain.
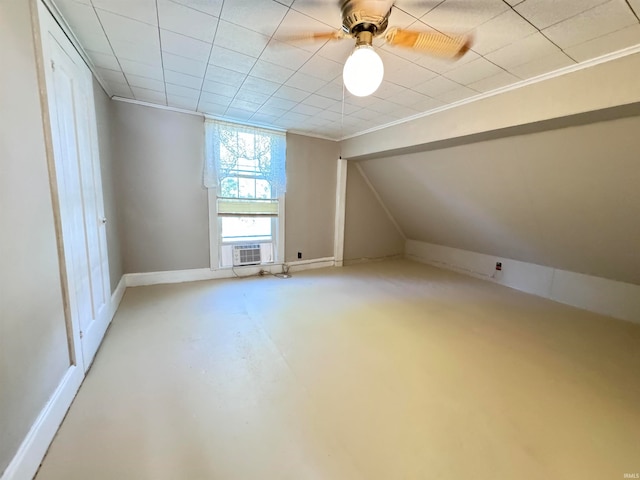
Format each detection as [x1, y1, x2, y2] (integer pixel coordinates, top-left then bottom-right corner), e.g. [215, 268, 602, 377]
[204, 119, 287, 194]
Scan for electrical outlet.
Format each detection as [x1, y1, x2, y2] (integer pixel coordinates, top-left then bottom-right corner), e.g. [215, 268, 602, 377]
[297, 252, 302, 259]
[495, 262, 502, 271]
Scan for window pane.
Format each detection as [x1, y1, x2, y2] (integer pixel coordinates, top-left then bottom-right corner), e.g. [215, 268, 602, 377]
[256, 179, 271, 199]
[220, 177, 238, 198]
[221, 217, 272, 243]
[238, 177, 256, 198]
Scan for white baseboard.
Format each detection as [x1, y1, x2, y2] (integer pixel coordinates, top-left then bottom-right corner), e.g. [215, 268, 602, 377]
[406, 240, 640, 324]
[124, 258, 336, 287]
[1, 277, 126, 480]
[1, 366, 83, 480]
[344, 254, 403, 266]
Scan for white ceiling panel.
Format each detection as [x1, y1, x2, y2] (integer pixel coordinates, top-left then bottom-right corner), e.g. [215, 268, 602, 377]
[564, 23, 640, 61]
[542, 0, 637, 49]
[160, 29, 211, 62]
[485, 32, 560, 70]
[208, 46, 256, 74]
[515, 0, 609, 30]
[157, 0, 218, 42]
[472, 9, 538, 55]
[54, 0, 640, 139]
[91, 0, 157, 25]
[220, 0, 288, 37]
[214, 21, 270, 57]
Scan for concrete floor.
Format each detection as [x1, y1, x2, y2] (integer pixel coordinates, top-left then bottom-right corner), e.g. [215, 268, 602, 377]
[36, 260, 640, 480]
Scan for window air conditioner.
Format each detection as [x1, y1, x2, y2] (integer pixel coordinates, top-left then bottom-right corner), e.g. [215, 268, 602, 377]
[233, 244, 262, 266]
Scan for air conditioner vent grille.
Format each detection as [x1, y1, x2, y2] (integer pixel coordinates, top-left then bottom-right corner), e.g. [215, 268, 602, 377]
[233, 244, 262, 266]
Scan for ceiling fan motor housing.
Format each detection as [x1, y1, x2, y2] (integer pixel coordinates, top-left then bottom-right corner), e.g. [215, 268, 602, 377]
[340, 0, 391, 38]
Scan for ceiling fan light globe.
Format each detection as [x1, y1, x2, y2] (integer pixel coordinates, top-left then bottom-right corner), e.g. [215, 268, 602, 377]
[343, 46, 384, 97]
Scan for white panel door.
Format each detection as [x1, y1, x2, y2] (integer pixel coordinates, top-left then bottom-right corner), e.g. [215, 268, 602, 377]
[39, 6, 111, 371]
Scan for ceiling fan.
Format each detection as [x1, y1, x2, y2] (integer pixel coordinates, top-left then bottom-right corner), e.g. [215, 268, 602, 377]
[283, 0, 472, 97]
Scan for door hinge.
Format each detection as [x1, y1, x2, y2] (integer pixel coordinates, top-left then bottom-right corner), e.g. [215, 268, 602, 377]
[50, 59, 55, 71]
[79, 330, 83, 339]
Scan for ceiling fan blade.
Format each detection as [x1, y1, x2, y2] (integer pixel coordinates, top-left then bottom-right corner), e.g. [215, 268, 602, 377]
[278, 31, 347, 43]
[384, 27, 471, 58]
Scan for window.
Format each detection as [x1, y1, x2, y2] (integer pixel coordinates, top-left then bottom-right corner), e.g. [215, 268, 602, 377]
[204, 120, 286, 268]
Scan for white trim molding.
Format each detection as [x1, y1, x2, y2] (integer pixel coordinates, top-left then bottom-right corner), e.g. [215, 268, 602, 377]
[406, 240, 640, 324]
[333, 158, 348, 267]
[124, 257, 336, 287]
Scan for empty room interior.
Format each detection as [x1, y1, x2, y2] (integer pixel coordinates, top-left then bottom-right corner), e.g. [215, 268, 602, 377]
[2, 0, 640, 479]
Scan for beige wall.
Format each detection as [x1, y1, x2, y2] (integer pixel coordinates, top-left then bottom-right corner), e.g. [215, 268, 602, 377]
[111, 101, 209, 274]
[112, 104, 340, 271]
[0, 0, 70, 473]
[93, 79, 123, 292]
[285, 133, 339, 262]
[344, 163, 404, 262]
[360, 114, 640, 285]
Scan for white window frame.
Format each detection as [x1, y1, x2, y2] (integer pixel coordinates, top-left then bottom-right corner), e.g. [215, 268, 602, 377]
[208, 188, 285, 270]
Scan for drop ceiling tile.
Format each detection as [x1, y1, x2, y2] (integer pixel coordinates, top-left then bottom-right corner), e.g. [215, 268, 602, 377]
[388, 5, 422, 28]
[383, 62, 438, 89]
[298, 55, 343, 82]
[314, 82, 344, 100]
[421, 0, 510, 32]
[104, 81, 133, 97]
[162, 52, 208, 77]
[56, 1, 111, 52]
[86, 50, 121, 70]
[279, 111, 312, 124]
[394, 0, 439, 20]
[344, 94, 381, 108]
[239, 76, 280, 96]
[302, 94, 337, 109]
[202, 80, 239, 97]
[542, 0, 638, 49]
[284, 72, 327, 93]
[126, 73, 165, 92]
[160, 29, 212, 62]
[131, 87, 167, 104]
[387, 104, 421, 117]
[443, 57, 503, 85]
[200, 91, 234, 107]
[504, 0, 525, 5]
[96, 9, 159, 47]
[290, 103, 322, 116]
[205, 66, 247, 87]
[435, 85, 478, 103]
[631, 0, 640, 14]
[229, 99, 262, 112]
[263, 96, 297, 110]
[317, 109, 343, 122]
[327, 102, 362, 115]
[235, 89, 270, 105]
[226, 108, 256, 120]
[95, 67, 127, 84]
[564, 23, 640, 62]
[91, 0, 157, 25]
[413, 75, 460, 96]
[220, 0, 288, 37]
[315, 40, 354, 63]
[120, 59, 164, 81]
[416, 49, 480, 74]
[215, 21, 270, 58]
[75, 33, 113, 55]
[467, 70, 521, 92]
[509, 51, 576, 78]
[288, 0, 342, 32]
[367, 99, 404, 115]
[251, 113, 281, 125]
[257, 104, 289, 117]
[167, 94, 198, 110]
[274, 85, 310, 102]
[414, 96, 445, 112]
[515, 0, 609, 30]
[198, 101, 228, 115]
[485, 32, 561, 69]
[166, 83, 200, 99]
[209, 46, 257, 74]
[386, 89, 434, 108]
[164, 70, 203, 90]
[259, 40, 314, 70]
[472, 10, 538, 55]
[372, 81, 407, 99]
[170, 0, 223, 17]
[157, 0, 218, 42]
[110, 39, 162, 65]
[248, 60, 295, 83]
